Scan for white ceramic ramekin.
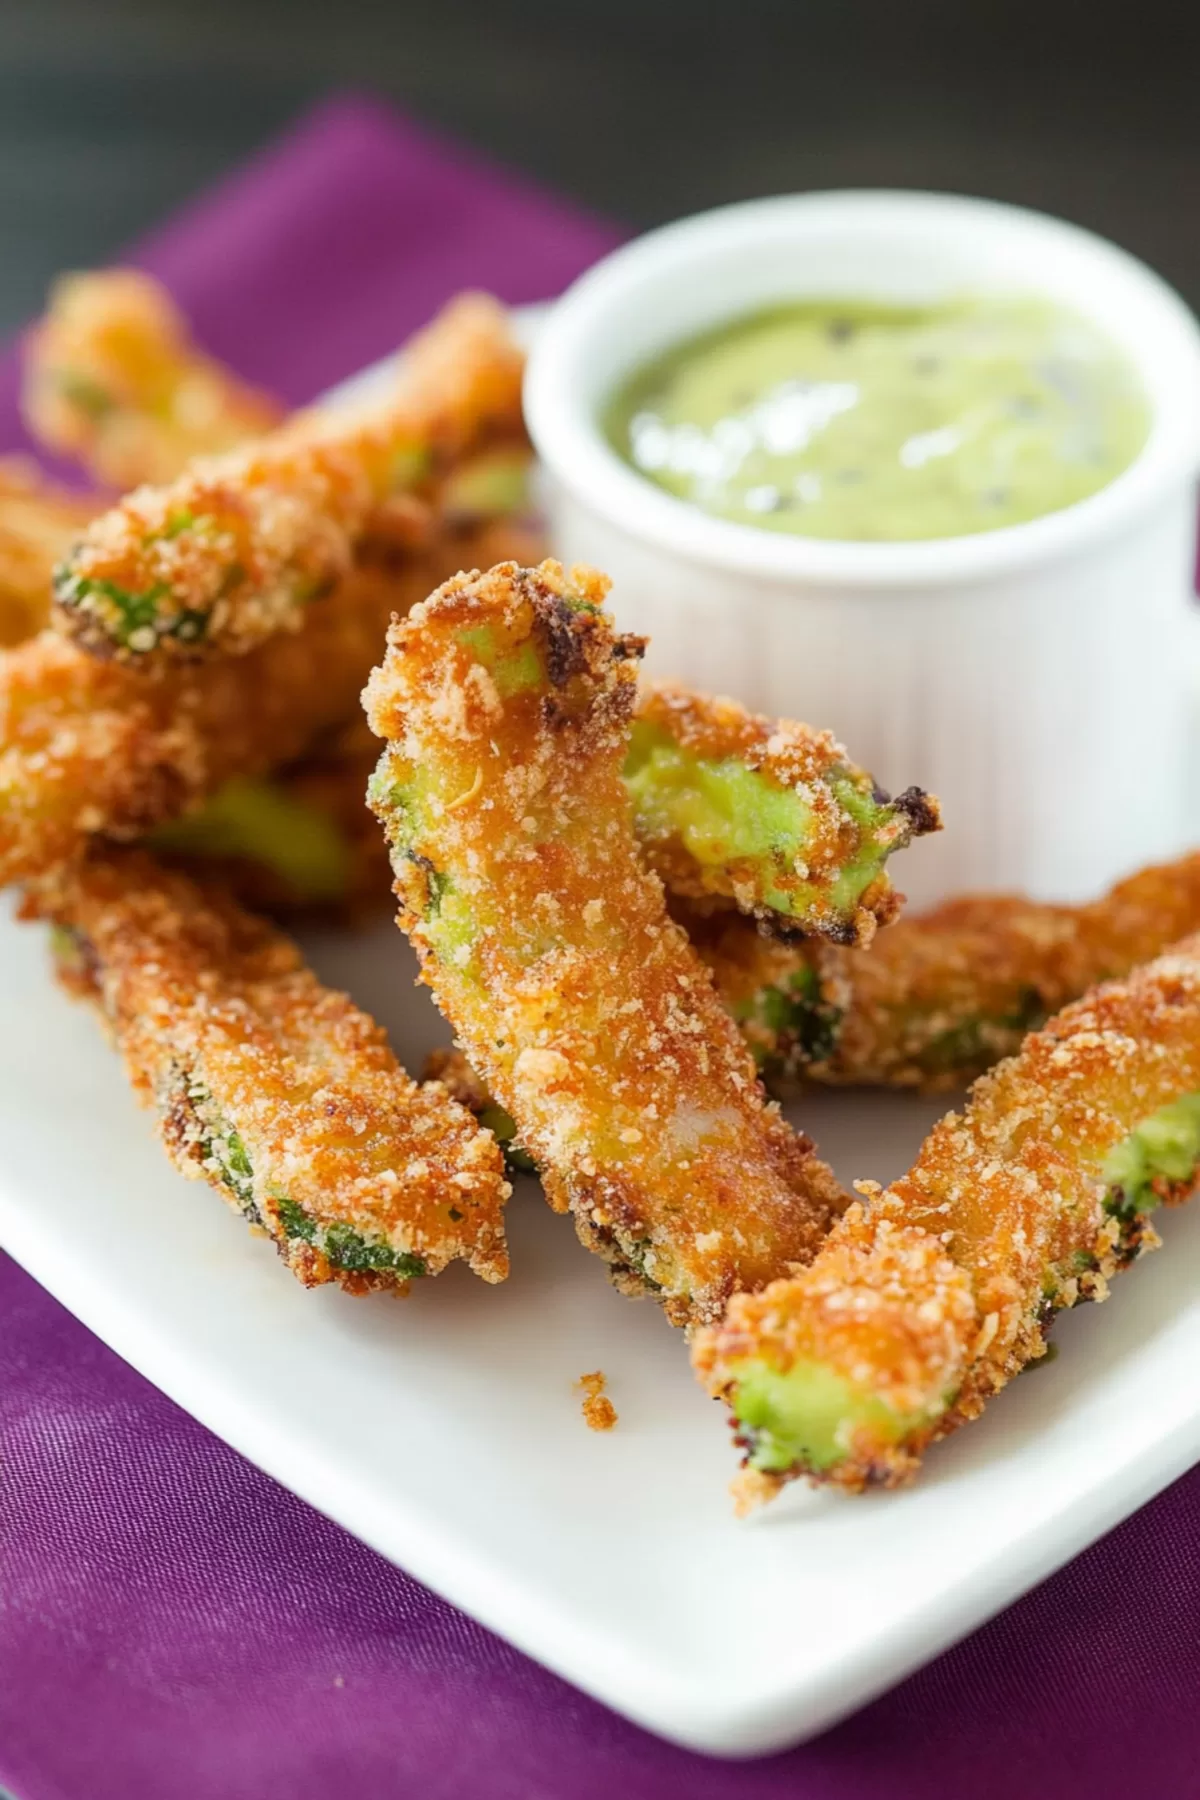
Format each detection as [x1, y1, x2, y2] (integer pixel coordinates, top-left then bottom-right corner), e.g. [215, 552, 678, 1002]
[524, 192, 1200, 907]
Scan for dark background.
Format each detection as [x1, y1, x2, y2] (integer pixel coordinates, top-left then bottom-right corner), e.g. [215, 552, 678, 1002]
[0, 0, 1195, 330]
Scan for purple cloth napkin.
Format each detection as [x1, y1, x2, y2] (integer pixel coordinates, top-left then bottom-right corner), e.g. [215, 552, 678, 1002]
[2, 92, 1199, 1800]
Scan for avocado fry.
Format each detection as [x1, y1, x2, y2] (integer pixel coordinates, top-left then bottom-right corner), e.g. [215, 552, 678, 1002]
[628, 685, 938, 947]
[364, 559, 845, 1328]
[53, 293, 527, 664]
[0, 511, 540, 891]
[426, 847, 1200, 1172]
[24, 848, 510, 1291]
[688, 847, 1200, 1091]
[693, 935, 1200, 1504]
[22, 268, 283, 489]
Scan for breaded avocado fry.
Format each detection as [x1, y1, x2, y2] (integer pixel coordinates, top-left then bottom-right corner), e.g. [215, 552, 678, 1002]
[23, 268, 283, 488]
[628, 685, 938, 945]
[364, 559, 845, 1326]
[0, 557, 410, 887]
[0, 514, 537, 890]
[688, 848, 1200, 1091]
[24, 848, 509, 1290]
[694, 935, 1200, 1503]
[53, 294, 527, 663]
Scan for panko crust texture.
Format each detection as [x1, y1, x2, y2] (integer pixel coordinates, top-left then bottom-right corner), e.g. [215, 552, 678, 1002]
[52, 294, 527, 663]
[365, 558, 845, 1327]
[0, 458, 101, 646]
[696, 935, 1200, 1496]
[0, 513, 539, 890]
[24, 848, 510, 1290]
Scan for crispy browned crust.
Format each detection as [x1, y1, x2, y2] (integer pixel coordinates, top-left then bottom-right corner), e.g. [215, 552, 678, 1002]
[364, 558, 846, 1327]
[402, 846, 1200, 1129]
[0, 458, 101, 646]
[634, 683, 939, 946]
[22, 268, 283, 488]
[53, 294, 527, 664]
[23, 847, 510, 1288]
[0, 511, 541, 891]
[0, 556, 409, 885]
[695, 934, 1200, 1496]
[690, 848, 1200, 1091]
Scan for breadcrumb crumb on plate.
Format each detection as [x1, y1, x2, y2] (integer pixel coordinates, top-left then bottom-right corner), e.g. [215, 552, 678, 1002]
[577, 1369, 618, 1431]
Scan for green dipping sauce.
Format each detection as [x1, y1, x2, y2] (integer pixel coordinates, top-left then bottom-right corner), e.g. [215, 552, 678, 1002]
[603, 297, 1151, 541]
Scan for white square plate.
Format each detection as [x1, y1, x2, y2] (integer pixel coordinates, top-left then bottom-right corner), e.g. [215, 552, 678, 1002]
[3, 900, 1200, 1756]
[4, 320, 1200, 1755]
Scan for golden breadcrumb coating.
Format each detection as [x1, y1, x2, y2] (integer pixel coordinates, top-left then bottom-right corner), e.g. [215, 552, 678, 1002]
[53, 293, 527, 664]
[22, 268, 283, 488]
[364, 559, 845, 1328]
[0, 457, 101, 646]
[0, 557, 407, 886]
[630, 682, 939, 946]
[695, 934, 1200, 1500]
[689, 848, 1200, 1091]
[24, 848, 509, 1290]
[0, 512, 537, 891]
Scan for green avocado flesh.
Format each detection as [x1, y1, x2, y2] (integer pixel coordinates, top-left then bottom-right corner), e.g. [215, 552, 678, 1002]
[206, 1122, 256, 1218]
[440, 448, 530, 519]
[728, 1090, 1200, 1478]
[734, 1360, 924, 1473]
[604, 295, 1150, 541]
[446, 630, 899, 926]
[274, 1196, 427, 1279]
[623, 722, 894, 922]
[55, 571, 177, 649]
[455, 624, 542, 697]
[183, 1084, 261, 1224]
[149, 777, 351, 902]
[56, 370, 114, 418]
[1102, 1092, 1200, 1222]
[182, 1104, 426, 1279]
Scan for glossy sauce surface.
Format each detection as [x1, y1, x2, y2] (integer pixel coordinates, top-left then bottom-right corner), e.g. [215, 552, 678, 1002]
[603, 297, 1150, 541]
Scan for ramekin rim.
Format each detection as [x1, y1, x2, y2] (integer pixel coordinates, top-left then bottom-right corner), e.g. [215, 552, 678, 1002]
[523, 189, 1200, 591]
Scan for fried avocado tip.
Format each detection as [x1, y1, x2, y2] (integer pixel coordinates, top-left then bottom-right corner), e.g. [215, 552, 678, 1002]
[699, 1076, 1200, 1499]
[693, 1212, 973, 1498]
[624, 696, 940, 947]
